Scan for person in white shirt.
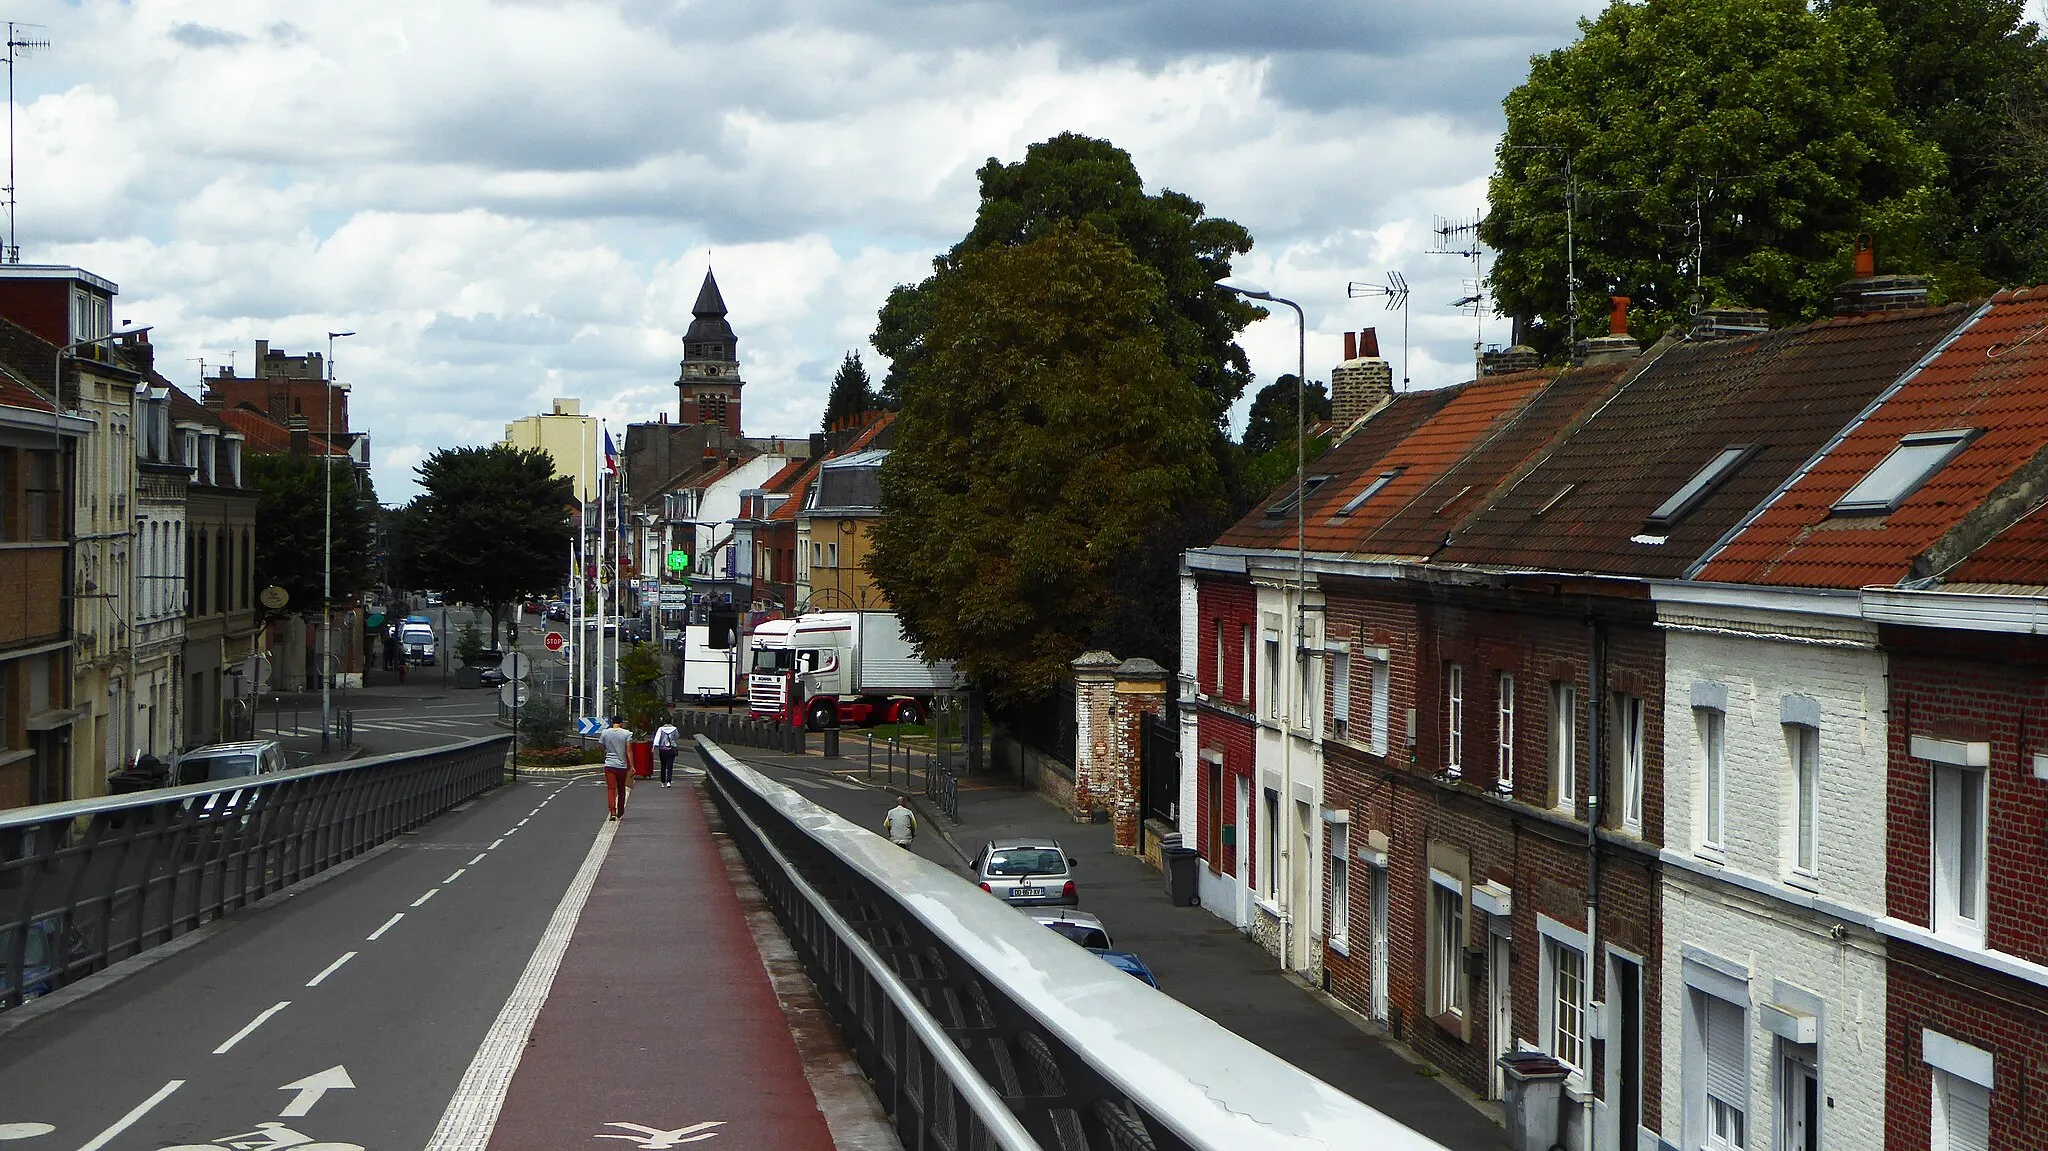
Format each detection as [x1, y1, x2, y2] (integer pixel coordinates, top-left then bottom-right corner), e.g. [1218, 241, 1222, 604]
[599, 716, 634, 820]
[653, 718, 681, 786]
[882, 796, 916, 847]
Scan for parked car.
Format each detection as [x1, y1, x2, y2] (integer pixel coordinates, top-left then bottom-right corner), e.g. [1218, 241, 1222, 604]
[0, 914, 84, 1007]
[546, 600, 569, 621]
[176, 739, 288, 785]
[1090, 949, 1159, 987]
[1026, 909, 1112, 949]
[973, 838, 1078, 907]
[400, 622, 438, 665]
[424, 591, 443, 607]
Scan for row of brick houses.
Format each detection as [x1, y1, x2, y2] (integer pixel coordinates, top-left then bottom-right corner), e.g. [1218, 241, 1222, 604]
[1178, 276, 2048, 1150]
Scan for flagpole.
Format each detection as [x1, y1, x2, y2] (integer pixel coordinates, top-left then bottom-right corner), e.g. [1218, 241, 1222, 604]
[573, 423, 586, 718]
[596, 423, 608, 723]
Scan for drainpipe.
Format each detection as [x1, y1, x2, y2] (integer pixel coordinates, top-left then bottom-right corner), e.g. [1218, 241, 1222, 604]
[1584, 607, 1605, 1120]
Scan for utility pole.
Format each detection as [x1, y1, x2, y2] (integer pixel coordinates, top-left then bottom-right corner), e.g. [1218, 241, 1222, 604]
[322, 331, 355, 751]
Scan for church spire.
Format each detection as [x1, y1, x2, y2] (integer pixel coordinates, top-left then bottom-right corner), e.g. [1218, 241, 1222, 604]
[677, 265, 742, 435]
[691, 268, 728, 318]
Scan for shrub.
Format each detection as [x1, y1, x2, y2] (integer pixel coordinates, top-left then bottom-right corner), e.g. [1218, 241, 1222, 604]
[518, 744, 605, 767]
[518, 694, 569, 748]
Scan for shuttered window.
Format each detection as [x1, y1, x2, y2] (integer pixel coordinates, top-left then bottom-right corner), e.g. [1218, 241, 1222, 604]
[1369, 658, 1390, 756]
[1331, 651, 1352, 740]
[1697, 990, 1747, 1150]
[1934, 1070, 1991, 1151]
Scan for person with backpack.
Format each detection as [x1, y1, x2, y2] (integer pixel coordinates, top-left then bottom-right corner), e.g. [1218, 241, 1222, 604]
[653, 716, 680, 786]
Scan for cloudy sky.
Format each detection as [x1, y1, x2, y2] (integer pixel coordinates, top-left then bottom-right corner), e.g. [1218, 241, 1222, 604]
[10, 0, 1607, 500]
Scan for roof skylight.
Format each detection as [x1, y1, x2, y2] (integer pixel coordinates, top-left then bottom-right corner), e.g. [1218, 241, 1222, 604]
[1334, 469, 1404, 517]
[1645, 444, 1761, 531]
[1832, 429, 1980, 516]
[1264, 474, 1332, 519]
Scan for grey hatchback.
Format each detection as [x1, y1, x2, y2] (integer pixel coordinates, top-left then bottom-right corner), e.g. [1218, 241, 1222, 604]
[974, 838, 1078, 907]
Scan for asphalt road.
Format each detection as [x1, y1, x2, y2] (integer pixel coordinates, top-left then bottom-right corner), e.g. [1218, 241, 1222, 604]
[0, 772, 606, 1150]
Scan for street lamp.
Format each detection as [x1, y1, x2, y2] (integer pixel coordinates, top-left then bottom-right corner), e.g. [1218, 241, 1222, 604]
[322, 330, 355, 751]
[1217, 278, 1310, 974]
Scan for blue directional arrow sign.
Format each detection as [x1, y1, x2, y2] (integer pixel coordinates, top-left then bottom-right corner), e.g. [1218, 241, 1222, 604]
[576, 717, 606, 736]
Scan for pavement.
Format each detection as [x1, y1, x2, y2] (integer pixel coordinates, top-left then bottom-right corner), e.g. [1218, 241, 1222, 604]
[728, 736, 1512, 1151]
[251, 666, 506, 766]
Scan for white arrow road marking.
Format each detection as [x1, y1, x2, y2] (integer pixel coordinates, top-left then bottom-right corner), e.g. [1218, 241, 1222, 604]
[594, 1121, 726, 1147]
[74, 1080, 182, 1151]
[214, 1003, 290, 1054]
[306, 952, 358, 987]
[278, 1066, 356, 1118]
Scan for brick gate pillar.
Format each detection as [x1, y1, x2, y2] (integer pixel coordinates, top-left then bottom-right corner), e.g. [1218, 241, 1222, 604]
[1069, 651, 1120, 821]
[1110, 657, 1169, 856]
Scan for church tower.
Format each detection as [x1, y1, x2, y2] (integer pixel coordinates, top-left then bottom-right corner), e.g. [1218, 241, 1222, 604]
[676, 268, 743, 435]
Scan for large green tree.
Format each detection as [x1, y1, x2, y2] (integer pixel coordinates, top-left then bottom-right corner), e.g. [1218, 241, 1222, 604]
[867, 223, 1223, 702]
[872, 132, 1261, 427]
[247, 452, 376, 617]
[1239, 375, 1334, 502]
[1484, 0, 1944, 354]
[403, 445, 573, 643]
[1858, 0, 2048, 289]
[820, 350, 879, 430]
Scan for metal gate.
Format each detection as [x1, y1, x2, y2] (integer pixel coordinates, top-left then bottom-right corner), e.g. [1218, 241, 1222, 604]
[1139, 712, 1178, 824]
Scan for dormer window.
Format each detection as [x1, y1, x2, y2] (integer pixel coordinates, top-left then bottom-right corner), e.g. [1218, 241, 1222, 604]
[1833, 429, 1980, 516]
[1645, 444, 1761, 531]
[1265, 474, 1332, 519]
[1334, 469, 1403, 518]
[181, 430, 199, 470]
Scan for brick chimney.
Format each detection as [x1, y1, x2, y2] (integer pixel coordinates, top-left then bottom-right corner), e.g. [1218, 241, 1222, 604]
[1691, 306, 1772, 341]
[288, 407, 310, 456]
[1832, 235, 1929, 315]
[1331, 327, 1393, 424]
[1574, 296, 1642, 366]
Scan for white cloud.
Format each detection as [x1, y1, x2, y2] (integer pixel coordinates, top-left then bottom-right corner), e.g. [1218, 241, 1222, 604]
[0, 0, 1606, 498]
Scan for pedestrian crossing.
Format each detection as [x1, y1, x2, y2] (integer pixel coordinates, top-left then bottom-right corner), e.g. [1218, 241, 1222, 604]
[349, 713, 497, 736]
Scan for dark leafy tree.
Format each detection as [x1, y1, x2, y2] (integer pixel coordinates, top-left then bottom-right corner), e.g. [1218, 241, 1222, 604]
[405, 445, 574, 644]
[821, 351, 879, 430]
[1240, 375, 1332, 456]
[872, 132, 1261, 427]
[867, 223, 1223, 703]
[246, 452, 376, 617]
[1484, 0, 1943, 355]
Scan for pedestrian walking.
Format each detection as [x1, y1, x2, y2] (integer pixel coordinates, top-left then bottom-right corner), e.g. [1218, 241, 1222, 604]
[882, 795, 916, 848]
[600, 715, 634, 820]
[654, 717, 680, 786]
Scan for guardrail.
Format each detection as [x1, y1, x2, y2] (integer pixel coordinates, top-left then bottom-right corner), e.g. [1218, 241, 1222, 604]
[698, 736, 1451, 1151]
[672, 708, 803, 754]
[924, 758, 958, 821]
[1, 735, 513, 1011]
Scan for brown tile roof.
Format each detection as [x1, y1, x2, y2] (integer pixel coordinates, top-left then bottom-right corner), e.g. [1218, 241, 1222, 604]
[1696, 291, 2048, 588]
[1945, 500, 2048, 587]
[0, 367, 53, 413]
[219, 404, 345, 457]
[768, 472, 813, 522]
[1351, 363, 1628, 560]
[1213, 385, 1459, 550]
[1439, 304, 1974, 578]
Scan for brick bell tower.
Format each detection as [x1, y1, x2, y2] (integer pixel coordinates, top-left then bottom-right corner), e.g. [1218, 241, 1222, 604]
[676, 267, 744, 435]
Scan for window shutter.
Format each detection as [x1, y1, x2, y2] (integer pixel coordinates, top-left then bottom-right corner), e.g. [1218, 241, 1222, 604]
[1702, 995, 1747, 1109]
[1332, 654, 1352, 723]
[1939, 1073, 1991, 1151]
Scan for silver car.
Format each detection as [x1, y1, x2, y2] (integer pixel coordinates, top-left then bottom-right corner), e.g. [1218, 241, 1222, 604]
[1026, 909, 1110, 949]
[974, 838, 1077, 907]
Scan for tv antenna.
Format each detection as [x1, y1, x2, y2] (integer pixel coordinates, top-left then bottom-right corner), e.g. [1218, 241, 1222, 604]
[1346, 271, 1410, 391]
[1430, 213, 1486, 379]
[2, 22, 47, 264]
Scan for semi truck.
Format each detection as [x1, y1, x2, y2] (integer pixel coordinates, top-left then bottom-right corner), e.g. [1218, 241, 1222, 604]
[746, 611, 959, 730]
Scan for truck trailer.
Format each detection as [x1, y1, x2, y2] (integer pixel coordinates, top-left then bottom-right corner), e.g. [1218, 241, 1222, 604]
[746, 611, 958, 730]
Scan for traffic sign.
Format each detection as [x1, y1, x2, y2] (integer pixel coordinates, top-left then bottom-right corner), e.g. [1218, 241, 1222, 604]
[665, 549, 690, 572]
[658, 585, 691, 608]
[259, 585, 289, 610]
[499, 681, 531, 709]
[498, 651, 531, 680]
[544, 631, 565, 652]
[576, 716, 606, 736]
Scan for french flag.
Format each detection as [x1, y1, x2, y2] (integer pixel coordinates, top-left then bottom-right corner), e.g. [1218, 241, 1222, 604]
[603, 427, 619, 476]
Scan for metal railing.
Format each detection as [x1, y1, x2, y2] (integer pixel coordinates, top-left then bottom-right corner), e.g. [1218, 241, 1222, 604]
[1, 735, 512, 1011]
[671, 708, 803, 754]
[699, 737, 1451, 1151]
[924, 758, 958, 822]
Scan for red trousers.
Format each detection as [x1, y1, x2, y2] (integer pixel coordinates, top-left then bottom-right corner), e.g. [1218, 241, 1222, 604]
[605, 768, 630, 817]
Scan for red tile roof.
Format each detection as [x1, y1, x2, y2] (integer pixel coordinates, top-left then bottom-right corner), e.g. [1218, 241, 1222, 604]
[1441, 304, 1974, 578]
[218, 405, 345, 457]
[0, 369, 53, 414]
[1697, 290, 2048, 588]
[768, 472, 813, 522]
[1946, 500, 2048, 587]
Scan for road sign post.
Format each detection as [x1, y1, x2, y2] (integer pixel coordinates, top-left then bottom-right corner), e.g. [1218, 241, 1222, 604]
[544, 630, 565, 652]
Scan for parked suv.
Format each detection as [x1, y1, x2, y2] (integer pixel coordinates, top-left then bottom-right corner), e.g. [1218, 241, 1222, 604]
[176, 740, 288, 785]
[400, 621, 438, 665]
[973, 838, 1078, 907]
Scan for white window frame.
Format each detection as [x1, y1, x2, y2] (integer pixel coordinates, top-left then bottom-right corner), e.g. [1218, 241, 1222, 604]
[1330, 649, 1352, 741]
[1265, 634, 1282, 720]
[1613, 692, 1645, 832]
[1213, 619, 1224, 695]
[1929, 753, 1989, 948]
[825, 541, 838, 568]
[1691, 985, 1750, 1151]
[1328, 822, 1351, 952]
[1496, 672, 1515, 796]
[1241, 623, 1254, 706]
[1925, 1028, 1994, 1151]
[1261, 788, 1281, 901]
[1698, 706, 1727, 855]
[1550, 681, 1576, 811]
[1445, 663, 1464, 779]
[1536, 916, 1589, 1079]
[1368, 654, 1390, 757]
[1428, 871, 1466, 1018]
[1787, 722, 1820, 880]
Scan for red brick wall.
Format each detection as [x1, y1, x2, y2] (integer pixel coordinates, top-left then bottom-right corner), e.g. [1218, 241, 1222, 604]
[1194, 708, 1256, 877]
[1886, 941, 2048, 1149]
[1196, 577, 1257, 705]
[1194, 574, 1262, 879]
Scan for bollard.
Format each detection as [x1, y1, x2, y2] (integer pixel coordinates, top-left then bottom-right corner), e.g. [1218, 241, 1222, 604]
[823, 727, 840, 758]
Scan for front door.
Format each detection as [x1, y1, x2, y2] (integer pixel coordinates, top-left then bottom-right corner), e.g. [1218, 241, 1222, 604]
[1781, 1049, 1819, 1151]
[1293, 799, 1314, 971]
[1233, 775, 1251, 924]
[1489, 930, 1512, 1098]
[1604, 951, 1643, 1150]
[1369, 863, 1389, 1021]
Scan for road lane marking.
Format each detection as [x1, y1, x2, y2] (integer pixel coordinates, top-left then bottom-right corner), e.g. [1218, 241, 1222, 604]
[412, 888, 440, 907]
[425, 818, 618, 1151]
[305, 952, 358, 987]
[368, 913, 405, 940]
[517, 818, 529, 827]
[214, 1002, 291, 1054]
[489, 838, 504, 849]
[468, 853, 486, 865]
[444, 868, 467, 883]
[74, 1080, 183, 1151]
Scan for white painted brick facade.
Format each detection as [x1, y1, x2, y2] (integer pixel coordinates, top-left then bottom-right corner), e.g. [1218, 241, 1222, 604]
[1656, 605, 1889, 1148]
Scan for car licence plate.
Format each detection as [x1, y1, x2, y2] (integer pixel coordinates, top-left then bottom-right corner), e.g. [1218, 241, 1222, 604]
[1015, 886, 1043, 898]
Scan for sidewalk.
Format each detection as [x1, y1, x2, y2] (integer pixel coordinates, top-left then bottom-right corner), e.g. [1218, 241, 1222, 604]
[736, 743, 1511, 1151]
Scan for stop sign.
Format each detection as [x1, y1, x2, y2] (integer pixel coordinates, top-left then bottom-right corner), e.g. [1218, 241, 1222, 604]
[544, 631, 565, 652]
